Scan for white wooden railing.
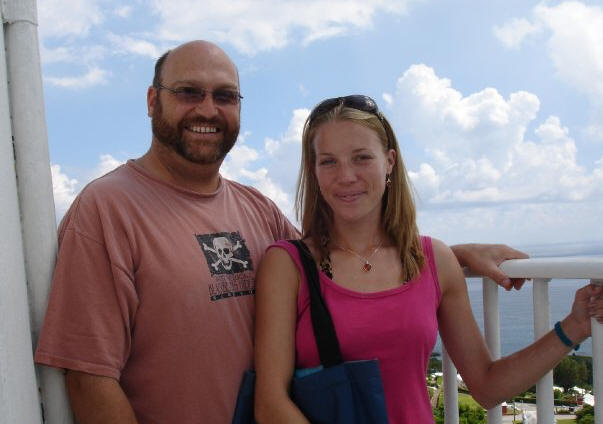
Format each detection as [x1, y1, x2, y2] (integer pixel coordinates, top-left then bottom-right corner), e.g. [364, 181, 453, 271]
[442, 257, 603, 424]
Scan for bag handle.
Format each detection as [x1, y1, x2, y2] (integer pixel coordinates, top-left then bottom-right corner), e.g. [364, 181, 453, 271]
[289, 239, 343, 367]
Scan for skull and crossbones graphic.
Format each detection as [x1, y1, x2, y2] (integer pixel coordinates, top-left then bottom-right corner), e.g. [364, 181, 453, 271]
[203, 236, 249, 271]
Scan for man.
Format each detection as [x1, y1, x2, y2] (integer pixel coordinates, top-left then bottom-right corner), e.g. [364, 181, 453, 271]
[35, 41, 527, 423]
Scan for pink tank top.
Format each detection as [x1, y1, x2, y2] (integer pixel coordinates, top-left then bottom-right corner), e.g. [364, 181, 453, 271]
[271, 236, 441, 424]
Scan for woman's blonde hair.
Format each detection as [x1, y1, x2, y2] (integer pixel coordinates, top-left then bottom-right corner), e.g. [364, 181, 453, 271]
[295, 100, 424, 281]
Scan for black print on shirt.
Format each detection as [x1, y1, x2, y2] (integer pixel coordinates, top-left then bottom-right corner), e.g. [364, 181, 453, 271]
[196, 231, 253, 275]
[195, 232, 255, 301]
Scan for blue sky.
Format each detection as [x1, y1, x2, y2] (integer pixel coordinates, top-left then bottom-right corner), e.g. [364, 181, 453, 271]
[39, 0, 603, 253]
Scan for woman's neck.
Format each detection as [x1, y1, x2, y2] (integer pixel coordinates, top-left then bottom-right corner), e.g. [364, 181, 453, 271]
[330, 220, 386, 253]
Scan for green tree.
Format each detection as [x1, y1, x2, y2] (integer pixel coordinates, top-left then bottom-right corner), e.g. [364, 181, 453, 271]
[429, 352, 442, 373]
[554, 357, 579, 391]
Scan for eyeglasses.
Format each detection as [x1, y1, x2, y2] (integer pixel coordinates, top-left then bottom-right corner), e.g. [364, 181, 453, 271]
[155, 84, 243, 106]
[307, 95, 384, 125]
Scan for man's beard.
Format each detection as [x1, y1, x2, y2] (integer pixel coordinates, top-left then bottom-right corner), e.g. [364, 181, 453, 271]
[151, 99, 239, 165]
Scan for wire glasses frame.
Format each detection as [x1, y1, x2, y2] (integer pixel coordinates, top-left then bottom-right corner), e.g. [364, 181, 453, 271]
[155, 84, 243, 106]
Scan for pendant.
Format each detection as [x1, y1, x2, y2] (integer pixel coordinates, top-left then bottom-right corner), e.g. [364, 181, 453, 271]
[362, 262, 372, 272]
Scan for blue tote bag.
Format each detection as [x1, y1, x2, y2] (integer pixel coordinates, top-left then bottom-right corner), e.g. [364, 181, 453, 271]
[232, 240, 388, 424]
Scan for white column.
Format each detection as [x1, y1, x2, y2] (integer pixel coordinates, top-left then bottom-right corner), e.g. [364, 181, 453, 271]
[442, 346, 459, 424]
[533, 278, 554, 424]
[592, 279, 603, 424]
[0, 14, 43, 424]
[3, 0, 73, 422]
[483, 277, 502, 424]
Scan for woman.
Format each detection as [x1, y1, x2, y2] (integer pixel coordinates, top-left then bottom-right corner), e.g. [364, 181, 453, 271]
[253, 95, 603, 423]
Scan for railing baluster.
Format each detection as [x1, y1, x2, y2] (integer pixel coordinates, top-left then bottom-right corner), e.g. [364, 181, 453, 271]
[483, 277, 502, 424]
[592, 278, 603, 424]
[442, 345, 459, 424]
[533, 278, 554, 423]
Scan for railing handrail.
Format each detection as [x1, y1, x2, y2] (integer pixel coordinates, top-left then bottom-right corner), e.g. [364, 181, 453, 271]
[464, 256, 603, 279]
[448, 256, 603, 424]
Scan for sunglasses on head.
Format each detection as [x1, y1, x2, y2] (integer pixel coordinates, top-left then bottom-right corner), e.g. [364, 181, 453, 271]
[307, 95, 384, 125]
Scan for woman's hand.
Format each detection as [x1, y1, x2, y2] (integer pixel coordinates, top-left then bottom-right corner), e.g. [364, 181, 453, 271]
[562, 284, 603, 345]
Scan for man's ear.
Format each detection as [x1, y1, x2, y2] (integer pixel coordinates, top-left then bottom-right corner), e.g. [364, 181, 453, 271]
[147, 86, 157, 117]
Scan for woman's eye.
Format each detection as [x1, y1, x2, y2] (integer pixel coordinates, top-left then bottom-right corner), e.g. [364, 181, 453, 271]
[318, 158, 335, 166]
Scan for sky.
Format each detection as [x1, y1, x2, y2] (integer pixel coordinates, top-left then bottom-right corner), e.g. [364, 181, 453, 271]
[38, 0, 603, 255]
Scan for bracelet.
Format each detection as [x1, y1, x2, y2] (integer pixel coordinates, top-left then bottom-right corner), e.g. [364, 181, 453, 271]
[554, 321, 580, 351]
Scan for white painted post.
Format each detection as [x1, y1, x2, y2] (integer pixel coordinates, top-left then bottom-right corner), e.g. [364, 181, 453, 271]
[483, 277, 502, 424]
[592, 279, 603, 424]
[2, 0, 73, 422]
[533, 279, 554, 424]
[0, 16, 43, 424]
[442, 346, 459, 424]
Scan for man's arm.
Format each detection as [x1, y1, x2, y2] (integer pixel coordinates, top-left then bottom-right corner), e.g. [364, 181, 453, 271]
[451, 243, 529, 290]
[65, 370, 138, 424]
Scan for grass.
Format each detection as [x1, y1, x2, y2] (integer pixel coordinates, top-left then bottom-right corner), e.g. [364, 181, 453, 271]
[436, 391, 483, 409]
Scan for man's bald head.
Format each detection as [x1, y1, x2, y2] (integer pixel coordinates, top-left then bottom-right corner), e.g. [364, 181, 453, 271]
[152, 41, 239, 88]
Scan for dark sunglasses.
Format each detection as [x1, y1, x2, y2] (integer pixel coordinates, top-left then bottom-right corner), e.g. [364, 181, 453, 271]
[156, 84, 243, 106]
[307, 95, 384, 125]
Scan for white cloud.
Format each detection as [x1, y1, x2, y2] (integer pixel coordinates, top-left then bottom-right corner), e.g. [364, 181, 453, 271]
[418, 202, 603, 246]
[264, 108, 308, 155]
[389, 64, 603, 208]
[394, 64, 540, 167]
[222, 141, 294, 219]
[533, 2, 603, 102]
[495, 2, 603, 112]
[149, 0, 420, 55]
[493, 18, 541, 49]
[51, 164, 78, 220]
[107, 34, 163, 59]
[114, 5, 133, 18]
[93, 154, 125, 179]
[40, 44, 107, 65]
[45, 67, 110, 89]
[37, 0, 103, 39]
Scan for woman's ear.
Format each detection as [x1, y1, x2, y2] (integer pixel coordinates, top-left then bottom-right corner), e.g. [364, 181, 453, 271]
[386, 148, 396, 174]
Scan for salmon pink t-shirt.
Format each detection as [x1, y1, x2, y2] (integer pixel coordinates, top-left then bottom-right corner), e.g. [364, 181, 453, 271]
[35, 161, 298, 423]
[272, 236, 441, 424]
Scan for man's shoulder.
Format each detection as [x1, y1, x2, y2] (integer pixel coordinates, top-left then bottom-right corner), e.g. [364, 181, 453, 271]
[222, 178, 298, 237]
[59, 163, 141, 232]
[79, 162, 135, 197]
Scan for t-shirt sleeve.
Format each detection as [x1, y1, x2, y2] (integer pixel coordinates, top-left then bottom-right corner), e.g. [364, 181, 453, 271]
[35, 192, 139, 379]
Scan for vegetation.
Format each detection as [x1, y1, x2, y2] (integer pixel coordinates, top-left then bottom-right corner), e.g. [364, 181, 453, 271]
[554, 356, 592, 391]
[428, 353, 593, 424]
[428, 352, 442, 373]
[433, 403, 485, 424]
[576, 405, 594, 424]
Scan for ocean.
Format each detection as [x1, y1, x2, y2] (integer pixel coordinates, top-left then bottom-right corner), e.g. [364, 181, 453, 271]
[434, 278, 594, 356]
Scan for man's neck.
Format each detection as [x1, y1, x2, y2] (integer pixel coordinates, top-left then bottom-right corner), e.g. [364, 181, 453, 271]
[136, 142, 222, 194]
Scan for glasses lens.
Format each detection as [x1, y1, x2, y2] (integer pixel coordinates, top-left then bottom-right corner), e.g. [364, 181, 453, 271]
[212, 89, 242, 105]
[174, 87, 205, 103]
[342, 95, 378, 114]
[308, 95, 380, 124]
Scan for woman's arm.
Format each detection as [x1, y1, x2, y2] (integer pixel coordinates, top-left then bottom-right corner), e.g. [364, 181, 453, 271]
[435, 239, 602, 409]
[254, 246, 311, 424]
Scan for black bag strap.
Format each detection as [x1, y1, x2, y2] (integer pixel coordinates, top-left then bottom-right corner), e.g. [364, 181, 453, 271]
[289, 239, 343, 367]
